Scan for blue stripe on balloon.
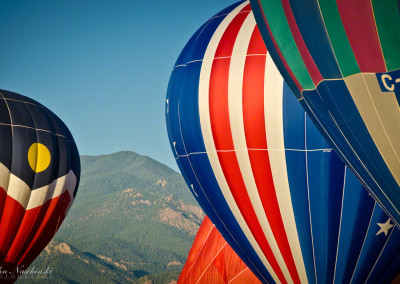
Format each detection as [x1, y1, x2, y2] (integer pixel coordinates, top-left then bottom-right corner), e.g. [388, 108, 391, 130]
[288, 0, 342, 79]
[366, 228, 400, 283]
[351, 205, 394, 282]
[166, 68, 189, 162]
[374, 253, 400, 284]
[306, 115, 344, 284]
[178, 62, 206, 155]
[282, 83, 316, 284]
[174, 22, 207, 67]
[302, 80, 400, 225]
[182, 154, 274, 283]
[175, 3, 234, 66]
[334, 168, 375, 284]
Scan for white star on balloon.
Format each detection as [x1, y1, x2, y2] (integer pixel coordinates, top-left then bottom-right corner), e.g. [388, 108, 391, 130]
[376, 219, 394, 237]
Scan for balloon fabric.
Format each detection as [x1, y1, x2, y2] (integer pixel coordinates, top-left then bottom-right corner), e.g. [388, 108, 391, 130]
[0, 89, 80, 282]
[166, 1, 400, 283]
[178, 215, 261, 284]
[249, 0, 400, 228]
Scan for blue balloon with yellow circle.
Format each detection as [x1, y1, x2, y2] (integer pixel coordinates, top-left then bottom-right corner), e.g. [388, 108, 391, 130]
[0, 89, 80, 281]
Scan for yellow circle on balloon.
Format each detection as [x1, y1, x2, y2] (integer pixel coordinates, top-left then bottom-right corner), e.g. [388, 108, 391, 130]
[28, 143, 51, 172]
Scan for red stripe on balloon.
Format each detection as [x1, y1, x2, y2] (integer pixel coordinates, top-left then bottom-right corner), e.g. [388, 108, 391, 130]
[5, 197, 52, 266]
[336, 0, 386, 72]
[241, 2, 252, 13]
[243, 27, 301, 284]
[17, 190, 70, 268]
[253, 0, 303, 93]
[0, 186, 6, 221]
[209, 8, 287, 283]
[246, 25, 267, 55]
[280, 0, 323, 85]
[0, 195, 25, 263]
[215, 5, 251, 58]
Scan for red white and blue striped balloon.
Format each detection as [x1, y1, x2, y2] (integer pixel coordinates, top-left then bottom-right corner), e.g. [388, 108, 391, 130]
[166, 1, 400, 283]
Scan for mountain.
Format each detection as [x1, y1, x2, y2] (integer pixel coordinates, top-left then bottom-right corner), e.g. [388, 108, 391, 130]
[20, 151, 204, 284]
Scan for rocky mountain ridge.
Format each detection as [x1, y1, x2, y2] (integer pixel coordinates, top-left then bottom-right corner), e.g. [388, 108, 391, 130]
[23, 151, 203, 284]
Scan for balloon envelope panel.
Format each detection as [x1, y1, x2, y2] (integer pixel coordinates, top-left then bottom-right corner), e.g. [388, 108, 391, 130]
[166, 1, 400, 283]
[0, 89, 80, 282]
[178, 215, 261, 284]
[249, 0, 400, 228]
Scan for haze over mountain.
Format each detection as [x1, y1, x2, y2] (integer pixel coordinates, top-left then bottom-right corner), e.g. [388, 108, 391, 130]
[22, 151, 204, 284]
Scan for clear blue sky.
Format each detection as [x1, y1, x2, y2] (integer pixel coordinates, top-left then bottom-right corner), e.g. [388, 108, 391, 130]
[0, 0, 235, 171]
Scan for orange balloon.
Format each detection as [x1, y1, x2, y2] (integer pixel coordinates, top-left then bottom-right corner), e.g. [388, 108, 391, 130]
[179, 216, 261, 284]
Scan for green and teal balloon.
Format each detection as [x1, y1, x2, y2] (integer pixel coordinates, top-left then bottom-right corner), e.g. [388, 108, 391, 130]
[250, 0, 400, 227]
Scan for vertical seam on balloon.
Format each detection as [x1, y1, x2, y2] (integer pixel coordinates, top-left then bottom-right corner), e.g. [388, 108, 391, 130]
[369, 0, 388, 72]
[314, 0, 345, 79]
[0, 97, 78, 139]
[23, 100, 39, 194]
[178, 141, 268, 282]
[264, 54, 306, 283]
[364, 226, 395, 283]
[0, 92, 13, 226]
[332, 166, 347, 283]
[0, 92, 14, 195]
[230, 14, 292, 283]
[210, 9, 287, 282]
[59, 171, 76, 216]
[39, 214, 63, 276]
[1, 100, 36, 264]
[38, 107, 62, 219]
[304, 111, 318, 283]
[298, 98, 353, 177]
[336, 0, 385, 72]
[304, 90, 400, 229]
[176, 96, 198, 198]
[177, 77, 269, 284]
[359, 74, 400, 184]
[0, 91, 13, 138]
[177, 133, 253, 277]
[198, 2, 281, 282]
[348, 203, 377, 283]
[27, 103, 54, 194]
[175, 30, 270, 283]
[326, 106, 400, 224]
[48, 108, 76, 213]
[302, 88, 400, 228]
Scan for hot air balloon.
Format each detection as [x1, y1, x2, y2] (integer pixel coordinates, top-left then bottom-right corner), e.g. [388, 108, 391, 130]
[179, 215, 261, 284]
[249, 0, 400, 227]
[166, 1, 400, 283]
[0, 89, 80, 282]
